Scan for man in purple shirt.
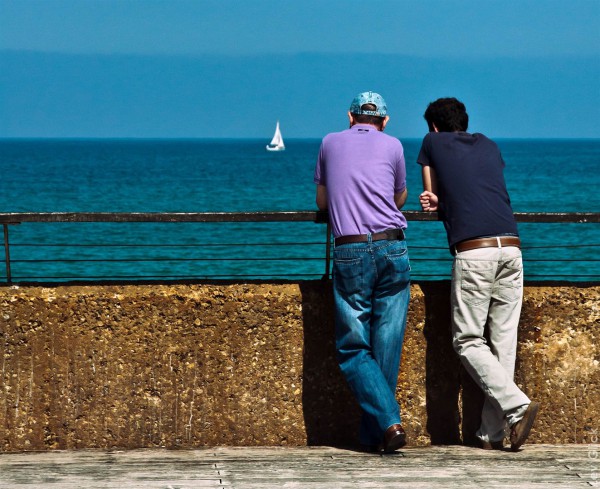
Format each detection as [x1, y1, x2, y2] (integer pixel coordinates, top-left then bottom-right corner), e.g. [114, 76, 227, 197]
[314, 91, 411, 453]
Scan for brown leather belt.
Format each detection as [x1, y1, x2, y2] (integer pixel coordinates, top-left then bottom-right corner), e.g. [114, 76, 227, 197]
[335, 228, 405, 246]
[455, 236, 521, 253]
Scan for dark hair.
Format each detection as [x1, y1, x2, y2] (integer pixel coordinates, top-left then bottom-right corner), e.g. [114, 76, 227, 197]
[423, 97, 468, 132]
[351, 103, 386, 129]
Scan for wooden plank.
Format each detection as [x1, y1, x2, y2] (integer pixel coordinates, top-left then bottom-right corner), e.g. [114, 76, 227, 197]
[0, 445, 596, 488]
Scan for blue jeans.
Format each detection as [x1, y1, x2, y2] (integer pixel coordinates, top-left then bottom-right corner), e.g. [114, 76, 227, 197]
[333, 238, 411, 446]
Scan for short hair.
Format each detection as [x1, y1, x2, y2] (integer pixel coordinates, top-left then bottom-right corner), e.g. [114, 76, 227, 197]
[352, 103, 386, 129]
[423, 97, 469, 132]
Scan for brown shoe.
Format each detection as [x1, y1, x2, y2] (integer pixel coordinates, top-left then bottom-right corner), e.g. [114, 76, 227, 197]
[383, 424, 406, 453]
[510, 401, 540, 451]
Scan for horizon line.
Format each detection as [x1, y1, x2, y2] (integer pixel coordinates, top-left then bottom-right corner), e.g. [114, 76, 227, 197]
[1, 136, 599, 142]
[2, 48, 599, 61]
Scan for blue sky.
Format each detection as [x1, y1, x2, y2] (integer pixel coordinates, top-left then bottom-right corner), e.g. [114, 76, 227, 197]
[1, 0, 599, 139]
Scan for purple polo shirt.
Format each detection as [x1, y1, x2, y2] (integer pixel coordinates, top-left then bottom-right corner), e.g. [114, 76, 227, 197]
[314, 124, 407, 238]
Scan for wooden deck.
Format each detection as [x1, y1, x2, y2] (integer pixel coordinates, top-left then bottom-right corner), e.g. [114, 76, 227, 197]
[0, 445, 597, 488]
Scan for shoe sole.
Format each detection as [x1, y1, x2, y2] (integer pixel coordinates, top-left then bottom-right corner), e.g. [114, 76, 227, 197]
[383, 433, 407, 453]
[510, 401, 540, 451]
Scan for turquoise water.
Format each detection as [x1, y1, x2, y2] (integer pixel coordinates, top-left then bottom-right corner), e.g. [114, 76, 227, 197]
[0, 138, 598, 281]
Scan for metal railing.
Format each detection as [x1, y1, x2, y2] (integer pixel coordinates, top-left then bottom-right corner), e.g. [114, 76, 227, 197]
[1, 211, 599, 283]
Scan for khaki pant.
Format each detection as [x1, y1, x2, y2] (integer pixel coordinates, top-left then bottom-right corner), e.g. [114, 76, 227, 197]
[451, 244, 530, 443]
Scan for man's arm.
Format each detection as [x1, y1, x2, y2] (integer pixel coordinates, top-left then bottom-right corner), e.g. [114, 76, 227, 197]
[394, 188, 408, 209]
[316, 184, 328, 210]
[420, 165, 439, 211]
[421, 165, 437, 194]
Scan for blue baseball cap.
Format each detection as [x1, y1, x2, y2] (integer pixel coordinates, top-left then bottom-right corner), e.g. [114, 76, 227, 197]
[349, 91, 388, 117]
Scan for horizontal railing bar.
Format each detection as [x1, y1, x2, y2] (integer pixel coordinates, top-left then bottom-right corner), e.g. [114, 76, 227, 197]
[521, 274, 600, 278]
[7, 255, 597, 262]
[9, 258, 597, 265]
[0, 211, 598, 224]
[8, 242, 328, 248]
[520, 244, 600, 249]
[4, 273, 597, 281]
[4, 274, 326, 280]
[11, 257, 326, 263]
[0, 211, 324, 223]
[513, 212, 600, 223]
[7, 243, 600, 251]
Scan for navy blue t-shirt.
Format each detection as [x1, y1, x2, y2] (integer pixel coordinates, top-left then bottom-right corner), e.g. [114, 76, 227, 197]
[417, 131, 518, 248]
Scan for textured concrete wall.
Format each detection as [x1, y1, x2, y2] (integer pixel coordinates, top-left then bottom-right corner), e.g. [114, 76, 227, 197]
[0, 282, 598, 451]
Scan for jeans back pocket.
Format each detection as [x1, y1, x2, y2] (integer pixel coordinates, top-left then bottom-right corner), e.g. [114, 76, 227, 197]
[333, 256, 363, 296]
[383, 246, 411, 283]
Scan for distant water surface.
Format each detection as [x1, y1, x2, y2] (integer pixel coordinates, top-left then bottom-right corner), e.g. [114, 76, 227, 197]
[0, 138, 598, 281]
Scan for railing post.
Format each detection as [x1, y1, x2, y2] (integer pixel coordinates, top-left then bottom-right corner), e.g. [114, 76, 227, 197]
[323, 221, 331, 280]
[3, 224, 12, 284]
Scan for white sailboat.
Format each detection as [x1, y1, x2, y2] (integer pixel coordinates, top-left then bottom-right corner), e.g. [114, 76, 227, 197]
[266, 121, 285, 151]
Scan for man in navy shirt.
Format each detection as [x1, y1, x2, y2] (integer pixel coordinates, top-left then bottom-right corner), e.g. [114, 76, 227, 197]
[418, 97, 539, 451]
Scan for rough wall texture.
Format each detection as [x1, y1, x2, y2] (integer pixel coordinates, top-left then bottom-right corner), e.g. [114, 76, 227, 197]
[0, 282, 598, 451]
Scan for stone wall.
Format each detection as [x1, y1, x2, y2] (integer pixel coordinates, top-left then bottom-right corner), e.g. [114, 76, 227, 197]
[0, 282, 598, 451]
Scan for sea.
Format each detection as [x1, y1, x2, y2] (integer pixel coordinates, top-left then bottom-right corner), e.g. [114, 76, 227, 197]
[0, 138, 598, 282]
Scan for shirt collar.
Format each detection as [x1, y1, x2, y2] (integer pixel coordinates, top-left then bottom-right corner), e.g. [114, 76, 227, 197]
[350, 124, 377, 132]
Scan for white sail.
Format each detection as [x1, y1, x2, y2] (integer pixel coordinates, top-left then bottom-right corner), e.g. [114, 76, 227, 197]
[266, 121, 285, 151]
